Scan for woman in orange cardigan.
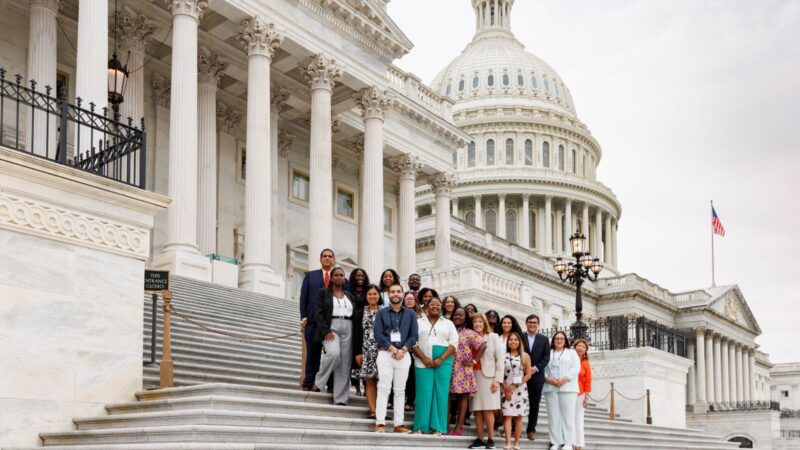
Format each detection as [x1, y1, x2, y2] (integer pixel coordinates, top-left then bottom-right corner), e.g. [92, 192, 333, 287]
[573, 339, 592, 450]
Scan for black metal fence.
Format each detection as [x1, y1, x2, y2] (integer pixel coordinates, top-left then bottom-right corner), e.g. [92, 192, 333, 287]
[706, 401, 780, 413]
[781, 409, 800, 418]
[540, 315, 687, 358]
[0, 69, 146, 188]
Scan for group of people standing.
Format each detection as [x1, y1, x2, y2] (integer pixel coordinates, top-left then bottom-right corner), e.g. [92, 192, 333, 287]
[299, 249, 593, 450]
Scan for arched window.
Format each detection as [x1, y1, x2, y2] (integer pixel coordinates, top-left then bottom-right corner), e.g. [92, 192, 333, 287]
[468, 142, 476, 168]
[505, 138, 514, 165]
[544, 78, 550, 92]
[525, 139, 533, 165]
[445, 83, 452, 96]
[506, 210, 517, 243]
[543, 142, 550, 168]
[490, 6, 495, 26]
[529, 210, 537, 249]
[472, 76, 480, 89]
[486, 139, 495, 165]
[458, 79, 465, 92]
[572, 149, 577, 173]
[517, 74, 524, 86]
[502, 73, 510, 86]
[531, 75, 538, 89]
[486, 210, 497, 235]
[466, 211, 476, 226]
[558, 145, 565, 170]
[488, 74, 495, 87]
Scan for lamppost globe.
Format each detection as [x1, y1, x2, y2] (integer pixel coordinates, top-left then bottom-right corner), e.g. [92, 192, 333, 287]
[553, 258, 567, 274]
[569, 232, 586, 256]
[591, 258, 604, 274]
[579, 254, 593, 269]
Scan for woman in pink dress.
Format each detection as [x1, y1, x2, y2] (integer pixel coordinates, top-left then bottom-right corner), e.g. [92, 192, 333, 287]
[448, 307, 486, 436]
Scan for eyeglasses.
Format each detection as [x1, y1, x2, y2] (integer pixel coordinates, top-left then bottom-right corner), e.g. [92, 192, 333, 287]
[554, 337, 566, 341]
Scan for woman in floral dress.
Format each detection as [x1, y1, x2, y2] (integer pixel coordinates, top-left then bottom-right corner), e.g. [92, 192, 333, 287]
[501, 332, 532, 450]
[448, 307, 486, 435]
[353, 285, 381, 419]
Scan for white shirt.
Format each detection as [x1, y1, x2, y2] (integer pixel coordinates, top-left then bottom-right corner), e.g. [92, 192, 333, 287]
[332, 294, 353, 318]
[550, 349, 565, 379]
[414, 316, 459, 368]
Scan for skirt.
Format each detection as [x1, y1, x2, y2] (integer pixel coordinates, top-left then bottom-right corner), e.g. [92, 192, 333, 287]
[470, 369, 501, 411]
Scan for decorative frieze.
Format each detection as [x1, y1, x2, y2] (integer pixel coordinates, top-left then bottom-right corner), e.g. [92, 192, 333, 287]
[197, 47, 226, 85]
[239, 17, 283, 59]
[299, 54, 341, 91]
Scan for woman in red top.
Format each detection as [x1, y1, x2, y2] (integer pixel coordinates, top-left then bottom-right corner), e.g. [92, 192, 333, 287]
[573, 339, 592, 450]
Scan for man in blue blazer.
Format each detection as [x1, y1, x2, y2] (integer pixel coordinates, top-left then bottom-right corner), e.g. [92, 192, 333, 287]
[300, 248, 339, 390]
[522, 313, 550, 442]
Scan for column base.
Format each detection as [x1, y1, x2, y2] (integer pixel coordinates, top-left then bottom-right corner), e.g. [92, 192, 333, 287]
[152, 245, 212, 282]
[239, 263, 285, 297]
[692, 402, 708, 414]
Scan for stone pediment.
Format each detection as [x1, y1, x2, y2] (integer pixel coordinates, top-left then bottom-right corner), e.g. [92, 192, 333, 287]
[708, 286, 762, 334]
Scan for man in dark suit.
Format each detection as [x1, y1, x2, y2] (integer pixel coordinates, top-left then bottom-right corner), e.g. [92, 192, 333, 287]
[522, 313, 550, 442]
[300, 248, 336, 391]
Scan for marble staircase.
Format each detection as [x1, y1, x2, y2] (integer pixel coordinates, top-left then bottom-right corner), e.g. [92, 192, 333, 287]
[8, 276, 740, 449]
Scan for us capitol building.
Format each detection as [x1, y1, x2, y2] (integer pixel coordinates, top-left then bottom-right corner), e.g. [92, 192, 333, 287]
[0, 0, 797, 448]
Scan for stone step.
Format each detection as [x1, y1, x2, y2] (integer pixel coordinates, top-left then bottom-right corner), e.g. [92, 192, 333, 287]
[142, 328, 302, 357]
[160, 277, 300, 312]
[141, 351, 302, 375]
[141, 339, 302, 367]
[143, 301, 300, 336]
[142, 365, 299, 390]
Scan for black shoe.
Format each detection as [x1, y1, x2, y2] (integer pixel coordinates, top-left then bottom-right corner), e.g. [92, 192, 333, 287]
[469, 438, 486, 449]
[485, 439, 496, 449]
[335, 402, 346, 406]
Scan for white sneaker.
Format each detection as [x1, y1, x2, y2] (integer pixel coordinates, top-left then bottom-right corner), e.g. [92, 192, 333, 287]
[563, 446, 574, 450]
[550, 446, 559, 450]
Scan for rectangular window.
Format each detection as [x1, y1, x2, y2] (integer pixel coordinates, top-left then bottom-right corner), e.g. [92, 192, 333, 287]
[237, 143, 247, 183]
[336, 187, 355, 219]
[291, 169, 310, 203]
[384, 206, 393, 233]
[782, 390, 790, 398]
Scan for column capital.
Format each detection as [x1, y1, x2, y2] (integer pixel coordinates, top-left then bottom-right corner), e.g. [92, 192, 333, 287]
[300, 54, 342, 91]
[474, 194, 483, 201]
[545, 195, 553, 202]
[430, 172, 458, 196]
[354, 86, 393, 120]
[349, 133, 365, 161]
[198, 47, 227, 85]
[695, 326, 707, 336]
[278, 131, 294, 157]
[271, 83, 289, 109]
[565, 198, 573, 206]
[216, 102, 242, 134]
[720, 335, 729, 343]
[30, 0, 62, 12]
[151, 73, 170, 108]
[165, 0, 210, 20]
[239, 17, 282, 59]
[522, 193, 530, 201]
[542, 300, 552, 311]
[391, 153, 422, 179]
[117, 8, 158, 52]
[498, 193, 506, 201]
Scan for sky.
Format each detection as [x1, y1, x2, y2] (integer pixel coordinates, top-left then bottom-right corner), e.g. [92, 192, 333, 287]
[387, 0, 800, 364]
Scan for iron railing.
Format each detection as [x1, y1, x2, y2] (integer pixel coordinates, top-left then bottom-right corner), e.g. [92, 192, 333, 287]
[781, 409, 800, 418]
[706, 401, 780, 413]
[540, 315, 687, 358]
[781, 429, 800, 438]
[0, 69, 146, 188]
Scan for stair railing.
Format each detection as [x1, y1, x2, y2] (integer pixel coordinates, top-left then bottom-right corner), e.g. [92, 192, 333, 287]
[160, 290, 174, 388]
[592, 382, 653, 424]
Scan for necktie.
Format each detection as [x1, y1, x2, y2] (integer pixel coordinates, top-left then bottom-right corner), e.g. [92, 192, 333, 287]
[323, 271, 330, 288]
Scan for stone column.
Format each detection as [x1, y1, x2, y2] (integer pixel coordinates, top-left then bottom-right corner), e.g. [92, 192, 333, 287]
[271, 85, 289, 274]
[393, 154, 422, 279]
[612, 218, 619, 267]
[117, 9, 157, 126]
[687, 340, 696, 405]
[355, 86, 392, 278]
[604, 214, 613, 264]
[196, 47, 226, 257]
[157, 0, 211, 280]
[748, 350, 756, 402]
[74, 0, 108, 155]
[474, 195, 483, 228]
[713, 333, 722, 403]
[521, 194, 530, 249]
[721, 337, 730, 403]
[564, 199, 573, 251]
[300, 54, 341, 268]
[729, 342, 738, 402]
[735, 343, 744, 402]
[431, 172, 456, 269]
[237, 17, 283, 294]
[742, 347, 751, 401]
[705, 330, 715, 403]
[452, 198, 459, 218]
[581, 203, 590, 241]
[498, 194, 506, 239]
[695, 328, 707, 404]
[555, 207, 563, 253]
[594, 209, 603, 260]
[26, 0, 60, 156]
[544, 196, 552, 254]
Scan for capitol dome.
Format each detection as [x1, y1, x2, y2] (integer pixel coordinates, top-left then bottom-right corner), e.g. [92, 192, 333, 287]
[432, 0, 576, 118]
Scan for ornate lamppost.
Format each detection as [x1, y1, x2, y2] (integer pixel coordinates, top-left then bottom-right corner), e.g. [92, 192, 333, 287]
[552, 232, 603, 340]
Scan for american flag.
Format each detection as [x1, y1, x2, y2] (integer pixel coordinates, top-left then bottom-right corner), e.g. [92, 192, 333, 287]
[712, 206, 726, 236]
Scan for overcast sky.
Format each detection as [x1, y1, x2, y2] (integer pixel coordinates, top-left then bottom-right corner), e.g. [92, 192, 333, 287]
[388, 0, 800, 364]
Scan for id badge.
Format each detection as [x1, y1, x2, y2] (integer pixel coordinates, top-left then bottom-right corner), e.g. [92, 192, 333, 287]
[390, 330, 401, 342]
[513, 375, 522, 384]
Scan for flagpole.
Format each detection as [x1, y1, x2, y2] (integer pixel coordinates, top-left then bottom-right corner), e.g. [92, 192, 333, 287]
[711, 200, 716, 287]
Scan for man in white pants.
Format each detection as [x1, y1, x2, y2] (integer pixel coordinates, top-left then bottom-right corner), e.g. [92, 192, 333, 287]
[373, 283, 418, 433]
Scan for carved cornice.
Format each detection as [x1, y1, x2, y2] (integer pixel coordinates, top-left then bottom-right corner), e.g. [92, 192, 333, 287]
[239, 17, 283, 59]
[354, 86, 393, 120]
[216, 102, 242, 134]
[299, 54, 342, 92]
[0, 191, 149, 259]
[151, 74, 170, 108]
[391, 153, 422, 179]
[197, 47, 227, 85]
[116, 9, 158, 53]
[165, 0, 209, 20]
